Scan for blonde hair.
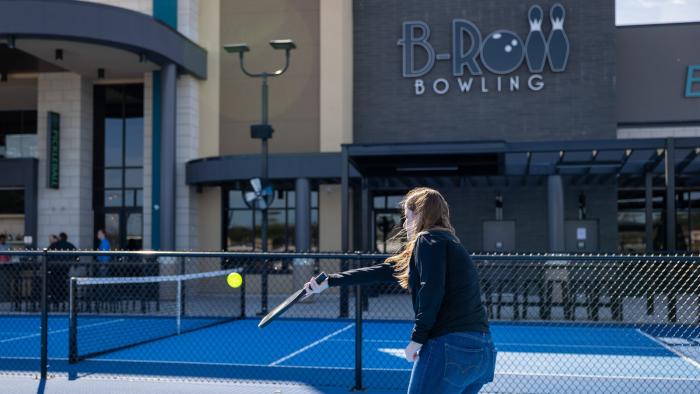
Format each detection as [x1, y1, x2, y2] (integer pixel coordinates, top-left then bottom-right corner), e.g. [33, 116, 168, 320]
[385, 187, 457, 289]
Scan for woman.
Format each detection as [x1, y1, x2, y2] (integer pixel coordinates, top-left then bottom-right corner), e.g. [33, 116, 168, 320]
[305, 187, 496, 393]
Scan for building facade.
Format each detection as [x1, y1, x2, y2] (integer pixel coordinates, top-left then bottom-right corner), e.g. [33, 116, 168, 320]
[1, 0, 700, 254]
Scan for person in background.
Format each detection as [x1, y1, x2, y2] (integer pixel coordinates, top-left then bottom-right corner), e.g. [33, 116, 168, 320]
[0, 234, 11, 262]
[52, 233, 76, 251]
[96, 229, 111, 264]
[48, 234, 59, 249]
[46, 233, 75, 311]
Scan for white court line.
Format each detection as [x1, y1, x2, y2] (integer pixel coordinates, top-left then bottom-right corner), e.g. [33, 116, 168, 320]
[329, 338, 406, 343]
[658, 337, 694, 345]
[636, 329, 700, 371]
[329, 338, 659, 350]
[77, 357, 412, 371]
[11, 356, 700, 381]
[268, 323, 355, 366]
[498, 370, 700, 382]
[0, 319, 125, 344]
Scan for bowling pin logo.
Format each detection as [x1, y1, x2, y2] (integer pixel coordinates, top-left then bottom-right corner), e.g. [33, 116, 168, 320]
[525, 5, 547, 73]
[547, 3, 569, 72]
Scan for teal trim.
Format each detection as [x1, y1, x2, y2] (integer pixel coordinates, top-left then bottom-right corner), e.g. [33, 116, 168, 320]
[685, 65, 700, 98]
[152, 0, 176, 249]
[153, 0, 177, 29]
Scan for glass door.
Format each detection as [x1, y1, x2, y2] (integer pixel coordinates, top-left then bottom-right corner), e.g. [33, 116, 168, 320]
[94, 84, 143, 251]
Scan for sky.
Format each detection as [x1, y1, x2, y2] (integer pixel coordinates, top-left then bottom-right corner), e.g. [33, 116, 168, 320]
[616, 0, 700, 25]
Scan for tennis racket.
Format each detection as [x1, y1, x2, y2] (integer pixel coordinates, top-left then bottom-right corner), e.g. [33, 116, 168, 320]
[258, 272, 328, 328]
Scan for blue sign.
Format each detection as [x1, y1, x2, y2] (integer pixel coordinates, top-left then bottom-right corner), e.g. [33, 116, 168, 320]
[685, 65, 700, 98]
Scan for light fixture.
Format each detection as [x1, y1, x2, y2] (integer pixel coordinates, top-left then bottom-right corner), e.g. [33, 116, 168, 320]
[97, 68, 105, 79]
[55, 49, 63, 61]
[1, 72, 7, 82]
[223, 43, 250, 54]
[138, 53, 146, 63]
[7, 36, 15, 49]
[269, 39, 296, 51]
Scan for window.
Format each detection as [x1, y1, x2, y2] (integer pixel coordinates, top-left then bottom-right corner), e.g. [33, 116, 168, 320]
[373, 194, 405, 253]
[93, 84, 144, 250]
[0, 189, 23, 214]
[0, 110, 37, 158]
[225, 189, 319, 252]
[617, 189, 700, 252]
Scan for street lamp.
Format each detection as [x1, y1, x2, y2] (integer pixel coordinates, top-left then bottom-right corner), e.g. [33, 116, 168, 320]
[224, 39, 296, 314]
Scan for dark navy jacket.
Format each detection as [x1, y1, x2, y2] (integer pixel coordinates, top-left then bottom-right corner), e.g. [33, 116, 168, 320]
[328, 229, 489, 344]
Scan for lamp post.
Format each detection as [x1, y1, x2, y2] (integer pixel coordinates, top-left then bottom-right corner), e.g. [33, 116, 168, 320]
[224, 40, 296, 314]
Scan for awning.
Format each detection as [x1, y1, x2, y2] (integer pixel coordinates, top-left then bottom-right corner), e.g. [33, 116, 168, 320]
[0, 0, 207, 79]
[345, 137, 700, 188]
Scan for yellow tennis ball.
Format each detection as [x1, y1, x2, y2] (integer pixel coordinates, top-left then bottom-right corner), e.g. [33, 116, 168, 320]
[227, 272, 243, 288]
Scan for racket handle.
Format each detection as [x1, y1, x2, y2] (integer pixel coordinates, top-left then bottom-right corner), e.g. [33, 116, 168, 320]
[314, 272, 328, 284]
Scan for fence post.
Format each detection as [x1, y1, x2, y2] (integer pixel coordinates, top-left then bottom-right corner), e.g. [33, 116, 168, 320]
[180, 256, 186, 316]
[68, 277, 77, 363]
[352, 259, 364, 391]
[240, 259, 246, 318]
[340, 259, 349, 317]
[259, 258, 269, 315]
[40, 249, 49, 379]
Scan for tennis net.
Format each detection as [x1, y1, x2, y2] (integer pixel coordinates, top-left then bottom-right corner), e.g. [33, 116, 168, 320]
[68, 267, 244, 362]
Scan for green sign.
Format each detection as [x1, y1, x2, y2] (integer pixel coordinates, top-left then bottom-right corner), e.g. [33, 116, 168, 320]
[47, 112, 60, 189]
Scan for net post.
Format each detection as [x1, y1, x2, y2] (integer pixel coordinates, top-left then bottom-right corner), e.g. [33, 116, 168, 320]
[352, 259, 364, 392]
[40, 249, 49, 379]
[68, 277, 78, 363]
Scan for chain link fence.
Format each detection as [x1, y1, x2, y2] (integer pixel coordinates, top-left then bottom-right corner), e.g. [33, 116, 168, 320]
[0, 251, 699, 392]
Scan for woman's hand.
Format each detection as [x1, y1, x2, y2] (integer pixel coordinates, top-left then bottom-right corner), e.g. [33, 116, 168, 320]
[303, 276, 329, 295]
[404, 341, 422, 362]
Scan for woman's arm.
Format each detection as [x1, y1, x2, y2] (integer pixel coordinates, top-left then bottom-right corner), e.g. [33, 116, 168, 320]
[305, 261, 396, 295]
[327, 262, 396, 287]
[410, 234, 446, 344]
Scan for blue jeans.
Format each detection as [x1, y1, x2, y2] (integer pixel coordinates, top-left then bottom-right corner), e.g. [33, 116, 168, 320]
[407, 331, 497, 394]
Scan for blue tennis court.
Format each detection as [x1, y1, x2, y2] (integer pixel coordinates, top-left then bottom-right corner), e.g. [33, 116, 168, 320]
[1, 315, 700, 392]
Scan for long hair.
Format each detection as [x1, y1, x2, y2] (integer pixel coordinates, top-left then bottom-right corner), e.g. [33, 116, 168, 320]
[385, 187, 457, 289]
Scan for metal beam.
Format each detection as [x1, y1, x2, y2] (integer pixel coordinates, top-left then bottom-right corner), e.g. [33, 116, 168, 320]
[644, 149, 665, 173]
[676, 148, 699, 174]
[522, 152, 532, 186]
[341, 146, 349, 252]
[645, 171, 654, 252]
[547, 175, 565, 252]
[159, 63, 176, 250]
[665, 138, 676, 252]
